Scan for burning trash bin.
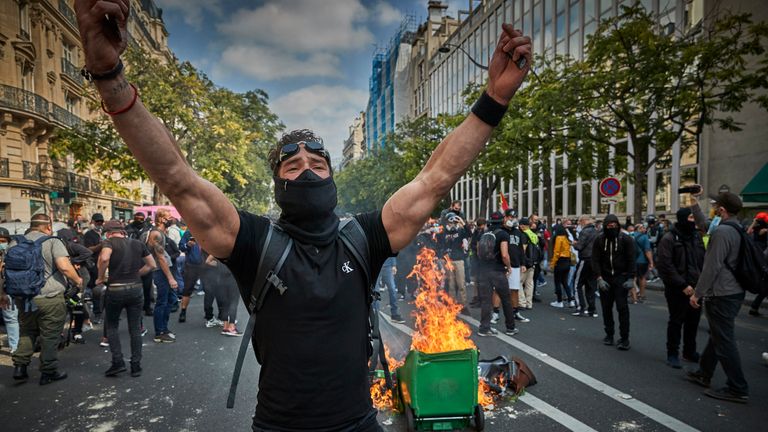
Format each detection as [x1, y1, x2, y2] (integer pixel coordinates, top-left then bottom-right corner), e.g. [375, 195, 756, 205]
[395, 348, 484, 432]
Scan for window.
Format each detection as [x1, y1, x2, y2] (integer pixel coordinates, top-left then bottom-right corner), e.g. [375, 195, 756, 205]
[533, 1, 542, 48]
[63, 41, 75, 63]
[19, 2, 30, 39]
[65, 95, 77, 113]
[20, 63, 33, 92]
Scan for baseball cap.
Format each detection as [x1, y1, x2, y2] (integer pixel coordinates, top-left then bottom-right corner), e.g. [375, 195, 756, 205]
[519, 217, 530, 226]
[91, 213, 105, 222]
[0, 227, 10, 239]
[756, 212, 768, 223]
[709, 192, 743, 215]
[104, 220, 125, 232]
[489, 211, 504, 222]
[504, 209, 517, 218]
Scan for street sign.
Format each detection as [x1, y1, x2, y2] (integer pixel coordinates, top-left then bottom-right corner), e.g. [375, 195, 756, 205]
[601, 197, 619, 205]
[599, 177, 622, 197]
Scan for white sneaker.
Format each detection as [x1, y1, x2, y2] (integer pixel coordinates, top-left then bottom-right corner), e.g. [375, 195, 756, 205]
[515, 312, 530, 323]
[205, 317, 224, 328]
[490, 312, 500, 324]
[569, 300, 577, 308]
[762, 352, 768, 365]
[550, 301, 564, 308]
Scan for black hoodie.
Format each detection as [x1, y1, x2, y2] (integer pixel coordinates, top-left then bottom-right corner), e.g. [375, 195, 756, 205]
[591, 214, 636, 280]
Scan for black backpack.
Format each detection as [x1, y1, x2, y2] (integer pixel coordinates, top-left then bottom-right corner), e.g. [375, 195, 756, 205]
[226, 218, 391, 408]
[720, 221, 768, 296]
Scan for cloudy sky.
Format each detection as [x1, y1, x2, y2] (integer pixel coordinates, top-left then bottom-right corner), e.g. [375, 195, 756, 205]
[155, 0, 470, 158]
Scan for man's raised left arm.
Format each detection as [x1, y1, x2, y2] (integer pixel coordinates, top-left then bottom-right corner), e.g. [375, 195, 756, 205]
[383, 24, 532, 252]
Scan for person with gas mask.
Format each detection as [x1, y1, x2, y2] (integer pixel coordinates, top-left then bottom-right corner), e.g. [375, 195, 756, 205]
[72, 3, 531, 428]
[592, 214, 636, 350]
[657, 204, 706, 369]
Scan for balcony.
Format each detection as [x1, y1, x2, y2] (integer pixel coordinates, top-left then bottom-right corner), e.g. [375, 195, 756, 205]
[0, 158, 9, 178]
[131, 10, 159, 50]
[51, 104, 83, 128]
[91, 179, 102, 194]
[0, 84, 50, 119]
[61, 58, 84, 86]
[58, 0, 78, 30]
[23, 161, 41, 182]
[68, 172, 90, 192]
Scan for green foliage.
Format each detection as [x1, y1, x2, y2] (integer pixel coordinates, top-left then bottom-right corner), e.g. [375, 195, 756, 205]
[50, 46, 283, 212]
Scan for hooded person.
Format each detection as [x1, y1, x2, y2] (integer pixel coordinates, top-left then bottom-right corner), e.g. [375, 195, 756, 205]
[656, 207, 705, 369]
[591, 214, 636, 350]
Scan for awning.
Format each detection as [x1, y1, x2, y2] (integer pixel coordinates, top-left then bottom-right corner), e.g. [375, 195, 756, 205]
[741, 163, 768, 203]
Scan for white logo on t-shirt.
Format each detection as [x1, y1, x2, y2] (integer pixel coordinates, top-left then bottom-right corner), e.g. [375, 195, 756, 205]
[341, 261, 354, 274]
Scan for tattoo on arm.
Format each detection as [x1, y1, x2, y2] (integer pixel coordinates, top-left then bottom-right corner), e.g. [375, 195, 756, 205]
[110, 78, 130, 96]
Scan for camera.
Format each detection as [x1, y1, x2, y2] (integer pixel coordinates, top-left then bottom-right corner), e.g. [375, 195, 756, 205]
[678, 185, 702, 194]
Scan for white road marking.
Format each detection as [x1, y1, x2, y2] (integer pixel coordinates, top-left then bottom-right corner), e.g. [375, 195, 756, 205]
[381, 313, 598, 432]
[458, 314, 700, 432]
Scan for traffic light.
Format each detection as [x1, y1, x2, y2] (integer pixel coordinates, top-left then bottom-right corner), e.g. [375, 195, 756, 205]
[51, 187, 76, 204]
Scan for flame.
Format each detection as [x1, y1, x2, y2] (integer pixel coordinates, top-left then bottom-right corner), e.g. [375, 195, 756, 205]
[371, 247, 497, 411]
[370, 348, 405, 411]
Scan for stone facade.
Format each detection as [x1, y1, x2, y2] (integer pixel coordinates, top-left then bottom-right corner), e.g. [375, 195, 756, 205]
[0, 0, 172, 223]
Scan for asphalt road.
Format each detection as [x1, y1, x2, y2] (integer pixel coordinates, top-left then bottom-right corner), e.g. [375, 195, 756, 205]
[1, 275, 766, 432]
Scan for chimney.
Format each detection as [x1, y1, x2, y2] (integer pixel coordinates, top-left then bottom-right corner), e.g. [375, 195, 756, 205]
[428, 1, 447, 23]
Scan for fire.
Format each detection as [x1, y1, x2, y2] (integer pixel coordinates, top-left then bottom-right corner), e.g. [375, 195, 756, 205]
[370, 348, 405, 410]
[371, 247, 497, 411]
[408, 248, 474, 354]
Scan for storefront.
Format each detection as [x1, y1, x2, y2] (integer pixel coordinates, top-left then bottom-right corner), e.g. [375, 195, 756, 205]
[112, 200, 134, 222]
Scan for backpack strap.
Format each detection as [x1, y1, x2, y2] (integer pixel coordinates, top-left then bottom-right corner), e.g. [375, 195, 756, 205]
[719, 221, 745, 277]
[228, 222, 292, 409]
[338, 218, 393, 391]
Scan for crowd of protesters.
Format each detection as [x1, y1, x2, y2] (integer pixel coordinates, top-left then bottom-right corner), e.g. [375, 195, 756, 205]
[376, 186, 767, 405]
[0, 208, 240, 384]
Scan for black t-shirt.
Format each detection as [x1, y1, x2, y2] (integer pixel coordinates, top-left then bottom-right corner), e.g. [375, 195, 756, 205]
[508, 228, 528, 268]
[83, 229, 101, 248]
[479, 229, 509, 273]
[103, 237, 151, 284]
[225, 210, 393, 430]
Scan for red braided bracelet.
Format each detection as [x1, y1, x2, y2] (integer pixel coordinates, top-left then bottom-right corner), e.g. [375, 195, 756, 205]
[101, 83, 138, 116]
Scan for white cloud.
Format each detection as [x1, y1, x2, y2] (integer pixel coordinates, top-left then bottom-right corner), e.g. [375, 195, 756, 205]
[218, 45, 341, 80]
[374, 1, 403, 26]
[271, 85, 369, 157]
[155, 0, 223, 28]
[218, 0, 374, 54]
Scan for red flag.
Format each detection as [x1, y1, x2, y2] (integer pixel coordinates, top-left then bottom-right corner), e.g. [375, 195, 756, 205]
[499, 193, 509, 211]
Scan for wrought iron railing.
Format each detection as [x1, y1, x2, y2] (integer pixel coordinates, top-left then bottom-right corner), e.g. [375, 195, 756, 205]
[61, 58, 84, 86]
[0, 84, 50, 118]
[23, 161, 41, 181]
[51, 104, 83, 128]
[0, 158, 9, 178]
[58, 0, 78, 29]
[68, 172, 90, 191]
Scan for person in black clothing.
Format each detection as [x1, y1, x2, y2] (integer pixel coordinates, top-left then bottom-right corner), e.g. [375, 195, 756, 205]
[592, 214, 636, 350]
[74, 6, 531, 429]
[83, 213, 105, 322]
[503, 209, 529, 322]
[178, 230, 208, 323]
[476, 212, 519, 337]
[96, 220, 156, 377]
[747, 213, 768, 316]
[468, 218, 487, 306]
[441, 213, 471, 311]
[572, 216, 598, 317]
[126, 212, 155, 315]
[657, 207, 706, 369]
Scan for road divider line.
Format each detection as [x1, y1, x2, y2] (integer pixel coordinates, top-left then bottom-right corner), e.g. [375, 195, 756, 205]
[380, 313, 598, 432]
[518, 393, 598, 432]
[458, 313, 700, 432]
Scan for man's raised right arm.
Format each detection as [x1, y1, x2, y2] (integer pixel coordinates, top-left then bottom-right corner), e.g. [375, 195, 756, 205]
[74, 0, 238, 258]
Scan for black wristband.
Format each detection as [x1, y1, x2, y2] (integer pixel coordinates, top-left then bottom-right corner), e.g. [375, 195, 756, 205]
[81, 59, 124, 83]
[471, 91, 508, 127]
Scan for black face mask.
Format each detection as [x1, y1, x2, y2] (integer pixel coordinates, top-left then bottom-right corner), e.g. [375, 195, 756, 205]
[274, 169, 339, 246]
[605, 227, 620, 239]
[677, 220, 696, 235]
[164, 220, 173, 228]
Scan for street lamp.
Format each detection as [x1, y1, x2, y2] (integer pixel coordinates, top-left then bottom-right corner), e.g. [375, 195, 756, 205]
[438, 43, 528, 70]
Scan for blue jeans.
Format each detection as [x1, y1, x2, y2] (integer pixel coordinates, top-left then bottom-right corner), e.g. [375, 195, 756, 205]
[2, 298, 19, 352]
[376, 266, 399, 317]
[700, 293, 748, 395]
[152, 272, 172, 336]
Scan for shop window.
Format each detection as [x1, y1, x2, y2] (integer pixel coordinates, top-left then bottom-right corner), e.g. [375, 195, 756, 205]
[30, 200, 46, 216]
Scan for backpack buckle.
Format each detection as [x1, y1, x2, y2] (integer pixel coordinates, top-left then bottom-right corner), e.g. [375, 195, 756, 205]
[267, 271, 288, 295]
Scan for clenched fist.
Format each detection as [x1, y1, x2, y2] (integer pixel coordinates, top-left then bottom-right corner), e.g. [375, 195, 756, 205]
[75, 0, 129, 75]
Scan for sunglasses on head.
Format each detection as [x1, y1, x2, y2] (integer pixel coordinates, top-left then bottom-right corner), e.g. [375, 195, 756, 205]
[278, 141, 330, 166]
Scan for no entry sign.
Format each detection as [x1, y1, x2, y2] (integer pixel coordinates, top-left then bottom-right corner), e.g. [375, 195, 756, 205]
[599, 177, 622, 198]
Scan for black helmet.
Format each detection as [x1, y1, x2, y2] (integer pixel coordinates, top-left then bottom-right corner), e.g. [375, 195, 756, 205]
[0, 227, 10, 240]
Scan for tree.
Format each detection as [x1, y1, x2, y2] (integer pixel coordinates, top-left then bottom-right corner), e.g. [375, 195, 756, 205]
[565, 3, 768, 221]
[51, 46, 283, 212]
